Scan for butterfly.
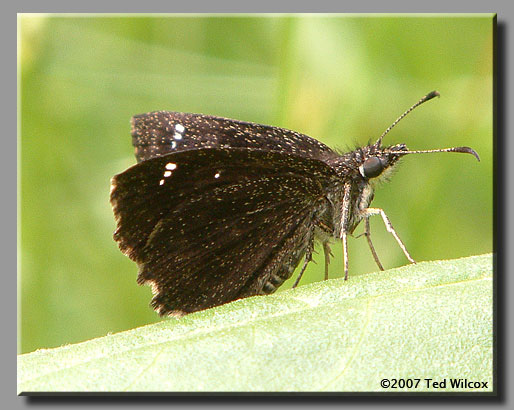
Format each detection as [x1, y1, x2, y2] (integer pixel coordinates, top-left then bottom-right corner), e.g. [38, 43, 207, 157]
[110, 91, 479, 316]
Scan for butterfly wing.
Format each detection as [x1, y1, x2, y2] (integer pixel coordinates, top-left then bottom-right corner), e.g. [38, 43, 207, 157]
[110, 147, 338, 315]
[131, 111, 338, 163]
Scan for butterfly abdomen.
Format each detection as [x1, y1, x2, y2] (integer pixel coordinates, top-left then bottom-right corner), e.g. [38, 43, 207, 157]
[259, 243, 307, 295]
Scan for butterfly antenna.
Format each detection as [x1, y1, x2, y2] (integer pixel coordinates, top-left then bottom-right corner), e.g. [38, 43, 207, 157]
[375, 90, 440, 146]
[389, 146, 480, 161]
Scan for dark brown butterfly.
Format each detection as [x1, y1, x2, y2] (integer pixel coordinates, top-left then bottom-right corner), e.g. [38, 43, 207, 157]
[110, 91, 479, 316]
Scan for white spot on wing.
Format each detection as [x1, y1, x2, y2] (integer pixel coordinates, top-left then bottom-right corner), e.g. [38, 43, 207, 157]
[214, 172, 220, 179]
[164, 170, 172, 177]
[165, 163, 177, 170]
[173, 133, 183, 140]
[175, 123, 185, 133]
[159, 179, 165, 185]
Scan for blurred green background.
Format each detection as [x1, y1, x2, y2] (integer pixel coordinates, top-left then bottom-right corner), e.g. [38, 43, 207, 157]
[19, 15, 493, 354]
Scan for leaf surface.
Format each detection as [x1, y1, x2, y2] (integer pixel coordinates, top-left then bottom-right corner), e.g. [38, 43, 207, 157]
[18, 254, 493, 393]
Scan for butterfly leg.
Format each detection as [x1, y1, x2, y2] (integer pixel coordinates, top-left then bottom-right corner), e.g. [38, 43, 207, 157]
[292, 231, 315, 288]
[362, 207, 416, 264]
[311, 217, 333, 281]
[292, 256, 310, 288]
[364, 217, 385, 271]
[323, 242, 333, 280]
[340, 181, 352, 280]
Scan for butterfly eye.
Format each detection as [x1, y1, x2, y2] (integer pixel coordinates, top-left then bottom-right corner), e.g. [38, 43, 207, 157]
[360, 157, 384, 178]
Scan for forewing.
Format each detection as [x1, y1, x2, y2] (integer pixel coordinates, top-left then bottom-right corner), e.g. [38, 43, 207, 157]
[110, 148, 338, 315]
[131, 111, 337, 162]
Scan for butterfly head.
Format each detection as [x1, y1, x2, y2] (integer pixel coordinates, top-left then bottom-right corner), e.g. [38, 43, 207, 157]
[358, 143, 407, 182]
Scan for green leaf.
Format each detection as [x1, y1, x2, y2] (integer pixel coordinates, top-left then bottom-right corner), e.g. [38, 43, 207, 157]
[18, 254, 493, 393]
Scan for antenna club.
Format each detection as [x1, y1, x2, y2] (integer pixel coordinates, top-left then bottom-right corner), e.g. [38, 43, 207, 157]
[454, 146, 480, 162]
[426, 90, 440, 101]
